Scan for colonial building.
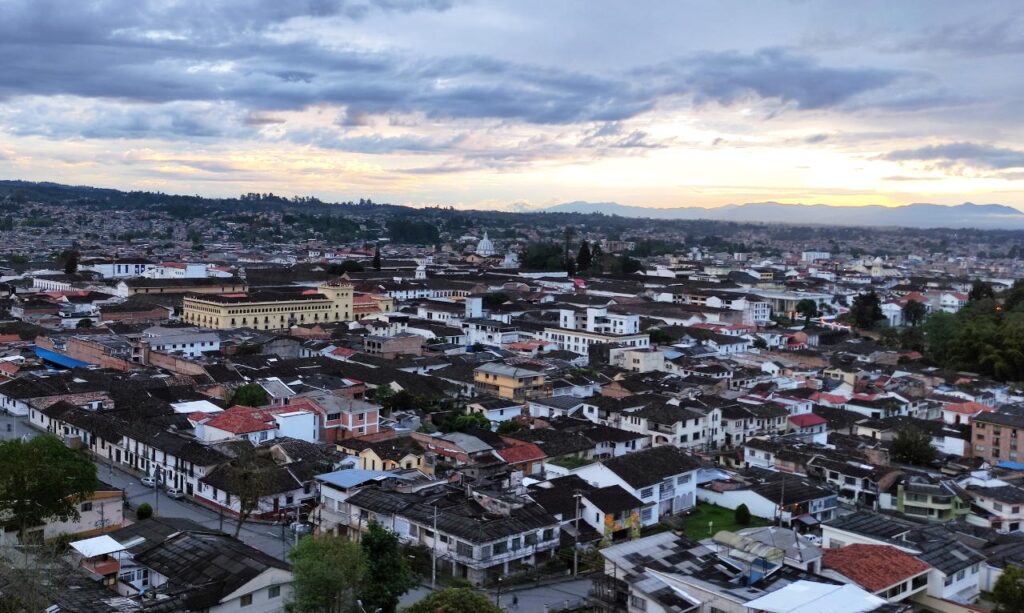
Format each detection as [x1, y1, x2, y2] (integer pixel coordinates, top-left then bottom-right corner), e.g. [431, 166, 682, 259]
[181, 280, 354, 331]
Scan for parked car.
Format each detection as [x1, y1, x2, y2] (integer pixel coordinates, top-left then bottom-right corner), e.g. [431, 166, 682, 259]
[140, 476, 157, 488]
[165, 488, 185, 500]
[290, 522, 313, 536]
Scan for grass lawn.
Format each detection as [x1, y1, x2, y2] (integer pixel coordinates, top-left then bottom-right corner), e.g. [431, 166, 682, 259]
[680, 503, 770, 540]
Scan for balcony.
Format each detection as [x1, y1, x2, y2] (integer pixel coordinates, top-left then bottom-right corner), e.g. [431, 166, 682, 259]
[81, 555, 120, 577]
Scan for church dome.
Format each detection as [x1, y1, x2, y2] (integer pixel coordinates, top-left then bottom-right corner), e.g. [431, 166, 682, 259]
[476, 232, 495, 257]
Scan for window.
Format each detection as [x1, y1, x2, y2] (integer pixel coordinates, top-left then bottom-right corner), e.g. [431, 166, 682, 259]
[640, 487, 653, 499]
[629, 595, 648, 611]
[677, 474, 691, 485]
[81, 502, 93, 512]
[239, 594, 253, 607]
[641, 507, 654, 522]
[268, 585, 281, 598]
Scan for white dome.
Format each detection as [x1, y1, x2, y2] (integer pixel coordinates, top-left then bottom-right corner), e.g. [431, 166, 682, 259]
[476, 232, 495, 256]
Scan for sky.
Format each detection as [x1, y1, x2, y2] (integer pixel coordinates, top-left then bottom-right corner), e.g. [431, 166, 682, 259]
[3, 0, 1024, 210]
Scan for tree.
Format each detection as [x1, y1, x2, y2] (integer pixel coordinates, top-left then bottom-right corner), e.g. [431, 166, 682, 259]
[590, 242, 604, 273]
[328, 260, 364, 275]
[57, 249, 79, 275]
[520, 242, 564, 271]
[481, 292, 510, 310]
[497, 420, 524, 435]
[734, 503, 751, 526]
[213, 444, 279, 537]
[850, 291, 883, 329]
[230, 383, 269, 407]
[405, 588, 502, 613]
[136, 502, 153, 520]
[1003, 279, 1024, 313]
[903, 299, 927, 327]
[447, 411, 491, 432]
[648, 328, 674, 345]
[890, 428, 936, 466]
[0, 435, 99, 540]
[752, 337, 768, 350]
[577, 240, 592, 272]
[76, 318, 93, 328]
[288, 535, 365, 613]
[992, 564, 1024, 613]
[795, 299, 818, 324]
[612, 254, 643, 275]
[359, 521, 416, 613]
[968, 279, 995, 302]
[373, 244, 381, 270]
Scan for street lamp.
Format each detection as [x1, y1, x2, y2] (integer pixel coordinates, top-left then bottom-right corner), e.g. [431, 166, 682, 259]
[357, 600, 381, 613]
[495, 576, 503, 607]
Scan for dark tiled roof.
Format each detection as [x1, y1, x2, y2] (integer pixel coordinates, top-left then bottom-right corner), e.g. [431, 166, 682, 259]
[600, 446, 701, 489]
[584, 485, 644, 514]
[134, 530, 289, 609]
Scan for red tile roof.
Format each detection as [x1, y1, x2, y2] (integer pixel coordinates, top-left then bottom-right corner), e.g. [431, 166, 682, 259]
[944, 401, 993, 415]
[203, 405, 277, 434]
[496, 442, 546, 464]
[822, 544, 930, 592]
[788, 413, 827, 428]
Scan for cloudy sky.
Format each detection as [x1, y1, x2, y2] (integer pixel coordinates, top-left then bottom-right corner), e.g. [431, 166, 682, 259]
[3, 0, 1024, 210]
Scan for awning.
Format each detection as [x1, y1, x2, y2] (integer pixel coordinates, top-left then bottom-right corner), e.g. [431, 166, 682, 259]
[795, 514, 820, 526]
[70, 535, 125, 558]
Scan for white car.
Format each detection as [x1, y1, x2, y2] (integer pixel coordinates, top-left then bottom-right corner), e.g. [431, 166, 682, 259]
[165, 488, 185, 500]
[140, 476, 157, 488]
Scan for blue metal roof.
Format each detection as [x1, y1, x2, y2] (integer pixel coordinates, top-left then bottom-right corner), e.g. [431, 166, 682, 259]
[316, 469, 393, 489]
[32, 346, 92, 369]
[996, 461, 1024, 471]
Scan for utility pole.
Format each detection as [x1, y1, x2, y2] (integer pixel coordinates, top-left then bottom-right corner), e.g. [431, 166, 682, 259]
[281, 518, 287, 560]
[431, 503, 438, 589]
[153, 467, 160, 515]
[573, 490, 582, 577]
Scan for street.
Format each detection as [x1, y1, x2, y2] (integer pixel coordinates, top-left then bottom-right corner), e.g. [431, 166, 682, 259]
[493, 578, 592, 612]
[98, 459, 294, 560]
[3, 414, 294, 561]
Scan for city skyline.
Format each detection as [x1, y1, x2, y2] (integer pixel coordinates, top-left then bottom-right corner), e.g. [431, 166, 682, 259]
[4, 1, 1024, 210]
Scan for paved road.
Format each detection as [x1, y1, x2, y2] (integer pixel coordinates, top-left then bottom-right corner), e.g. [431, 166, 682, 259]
[491, 578, 593, 612]
[98, 459, 294, 560]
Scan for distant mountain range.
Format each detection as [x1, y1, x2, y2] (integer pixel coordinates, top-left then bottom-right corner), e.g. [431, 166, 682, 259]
[544, 201, 1024, 229]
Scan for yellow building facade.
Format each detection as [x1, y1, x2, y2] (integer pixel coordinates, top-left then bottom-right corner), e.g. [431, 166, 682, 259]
[181, 280, 354, 331]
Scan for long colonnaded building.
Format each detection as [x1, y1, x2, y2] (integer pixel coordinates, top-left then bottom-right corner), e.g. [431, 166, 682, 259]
[181, 279, 354, 331]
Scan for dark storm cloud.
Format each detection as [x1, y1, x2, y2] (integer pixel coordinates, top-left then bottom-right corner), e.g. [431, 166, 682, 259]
[639, 48, 905, 110]
[883, 142, 1024, 170]
[0, 1, 931, 136]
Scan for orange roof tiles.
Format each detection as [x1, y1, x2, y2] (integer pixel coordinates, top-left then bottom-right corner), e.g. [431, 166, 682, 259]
[822, 544, 930, 592]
